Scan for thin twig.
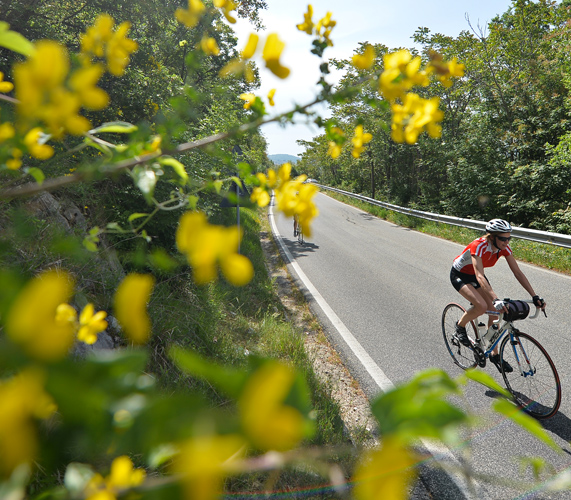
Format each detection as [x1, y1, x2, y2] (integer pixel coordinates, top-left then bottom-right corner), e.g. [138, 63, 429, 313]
[0, 97, 324, 201]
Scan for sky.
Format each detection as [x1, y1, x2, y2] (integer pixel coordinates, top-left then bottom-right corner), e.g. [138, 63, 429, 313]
[233, 0, 515, 157]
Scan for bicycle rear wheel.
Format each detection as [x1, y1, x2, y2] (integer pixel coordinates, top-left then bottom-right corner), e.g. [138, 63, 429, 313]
[298, 227, 304, 244]
[442, 303, 477, 370]
[500, 332, 561, 419]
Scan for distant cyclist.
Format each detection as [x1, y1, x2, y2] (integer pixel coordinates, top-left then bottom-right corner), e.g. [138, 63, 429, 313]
[450, 218, 546, 373]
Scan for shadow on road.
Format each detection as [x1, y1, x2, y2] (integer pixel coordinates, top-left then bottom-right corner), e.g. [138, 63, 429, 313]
[484, 389, 571, 449]
[286, 238, 319, 258]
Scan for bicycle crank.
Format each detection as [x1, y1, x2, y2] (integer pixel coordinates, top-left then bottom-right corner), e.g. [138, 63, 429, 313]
[473, 346, 486, 368]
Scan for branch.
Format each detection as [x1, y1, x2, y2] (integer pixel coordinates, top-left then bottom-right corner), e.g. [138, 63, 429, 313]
[0, 96, 324, 201]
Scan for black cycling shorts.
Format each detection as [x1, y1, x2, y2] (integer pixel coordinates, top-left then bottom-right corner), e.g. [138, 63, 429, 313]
[450, 267, 489, 292]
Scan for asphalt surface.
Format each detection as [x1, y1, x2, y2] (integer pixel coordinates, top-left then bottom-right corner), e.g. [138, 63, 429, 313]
[271, 191, 571, 500]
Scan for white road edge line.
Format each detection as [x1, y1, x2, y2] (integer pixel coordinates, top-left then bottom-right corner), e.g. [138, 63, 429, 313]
[268, 197, 490, 500]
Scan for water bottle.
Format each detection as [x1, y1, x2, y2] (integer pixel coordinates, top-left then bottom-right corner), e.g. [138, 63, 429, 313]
[487, 323, 500, 346]
[477, 322, 486, 341]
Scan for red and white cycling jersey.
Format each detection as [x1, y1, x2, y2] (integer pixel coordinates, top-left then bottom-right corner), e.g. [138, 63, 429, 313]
[452, 236, 512, 275]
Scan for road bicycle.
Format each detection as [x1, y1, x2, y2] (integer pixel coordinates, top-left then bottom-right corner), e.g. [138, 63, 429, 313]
[442, 299, 561, 419]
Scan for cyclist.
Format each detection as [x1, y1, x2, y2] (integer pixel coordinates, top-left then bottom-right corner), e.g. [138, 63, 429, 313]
[450, 218, 546, 373]
[293, 213, 299, 237]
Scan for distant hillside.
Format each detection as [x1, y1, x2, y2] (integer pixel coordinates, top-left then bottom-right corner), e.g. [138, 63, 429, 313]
[269, 154, 299, 165]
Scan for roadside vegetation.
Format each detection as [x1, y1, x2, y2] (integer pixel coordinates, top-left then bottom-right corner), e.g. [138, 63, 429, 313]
[1, 0, 569, 499]
[327, 191, 571, 275]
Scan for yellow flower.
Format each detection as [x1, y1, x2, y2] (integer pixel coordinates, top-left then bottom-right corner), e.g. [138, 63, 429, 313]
[5, 270, 76, 361]
[78, 303, 108, 345]
[250, 186, 270, 207]
[113, 273, 155, 345]
[80, 14, 114, 58]
[219, 34, 258, 82]
[176, 211, 254, 286]
[14, 41, 92, 138]
[200, 36, 220, 56]
[327, 141, 342, 159]
[239, 93, 256, 110]
[0, 368, 56, 475]
[173, 434, 246, 500]
[267, 88, 276, 106]
[273, 172, 319, 237]
[0, 122, 15, 142]
[69, 64, 109, 110]
[56, 303, 77, 325]
[239, 361, 306, 451]
[315, 12, 336, 46]
[24, 127, 55, 160]
[80, 14, 138, 76]
[429, 54, 465, 88]
[0, 71, 14, 93]
[262, 34, 290, 79]
[297, 4, 314, 35]
[351, 125, 373, 158]
[353, 438, 418, 500]
[390, 93, 443, 144]
[214, 0, 237, 24]
[379, 49, 429, 102]
[278, 162, 292, 184]
[6, 148, 22, 170]
[175, 0, 206, 28]
[352, 44, 375, 70]
[106, 21, 138, 76]
[241, 33, 259, 59]
[85, 455, 146, 500]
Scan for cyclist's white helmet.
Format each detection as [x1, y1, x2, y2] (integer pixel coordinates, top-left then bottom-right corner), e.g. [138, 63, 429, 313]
[485, 218, 512, 233]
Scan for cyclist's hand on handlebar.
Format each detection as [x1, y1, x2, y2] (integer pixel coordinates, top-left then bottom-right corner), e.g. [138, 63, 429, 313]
[532, 295, 547, 317]
[493, 298, 508, 313]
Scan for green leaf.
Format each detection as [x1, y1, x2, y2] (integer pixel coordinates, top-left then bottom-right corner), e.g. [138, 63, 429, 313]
[149, 249, 179, 272]
[105, 222, 123, 232]
[169, 346, 247, 398]
[26, 167, 45, 185]
[0, 22, 34, 56]
[88, 121, 138, 134]
[370, 369, 467, 442]
[213, 180, 223, 194]
[493, 399, 559, 451]
[463, 369, 511, 398]
[230, 176, 244, 189]
[158, 157, 189, 184]
[82, 237, 98, 252]
[186, 195, 198, 209]
[128, 213, 149, 223]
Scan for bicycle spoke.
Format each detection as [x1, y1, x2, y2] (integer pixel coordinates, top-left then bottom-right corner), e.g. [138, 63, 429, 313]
[500, 332, 561, 419]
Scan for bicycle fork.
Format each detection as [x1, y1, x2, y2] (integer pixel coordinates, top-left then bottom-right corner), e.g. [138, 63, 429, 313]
[509, 332, 535, 377]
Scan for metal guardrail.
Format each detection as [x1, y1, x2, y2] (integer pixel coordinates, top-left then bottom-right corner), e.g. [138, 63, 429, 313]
[315, 183, 571, 250]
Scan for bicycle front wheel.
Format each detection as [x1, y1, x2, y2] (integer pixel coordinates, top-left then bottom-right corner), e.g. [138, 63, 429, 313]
[500, 332, 561, 419]
[442, 303, 477, 370]
[298, 227, 304, 244]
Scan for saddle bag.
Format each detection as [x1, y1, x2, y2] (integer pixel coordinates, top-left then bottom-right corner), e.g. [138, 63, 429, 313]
[503, 299, 530, 322]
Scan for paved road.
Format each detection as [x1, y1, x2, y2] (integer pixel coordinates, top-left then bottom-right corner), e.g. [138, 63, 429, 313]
[271, 192, 571, 500]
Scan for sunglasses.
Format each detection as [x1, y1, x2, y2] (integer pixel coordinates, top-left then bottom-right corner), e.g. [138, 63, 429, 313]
[496, 235, 512, 242]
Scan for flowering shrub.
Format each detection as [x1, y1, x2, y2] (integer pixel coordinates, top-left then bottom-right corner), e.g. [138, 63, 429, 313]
[0, 3, 553, 500]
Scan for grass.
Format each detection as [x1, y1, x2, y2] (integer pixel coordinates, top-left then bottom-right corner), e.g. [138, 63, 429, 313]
[326, 191, 571, 275]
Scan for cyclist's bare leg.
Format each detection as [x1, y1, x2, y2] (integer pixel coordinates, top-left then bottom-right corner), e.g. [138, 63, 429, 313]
[458, 285, 500, 354]
[456, 283, 486, 326]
